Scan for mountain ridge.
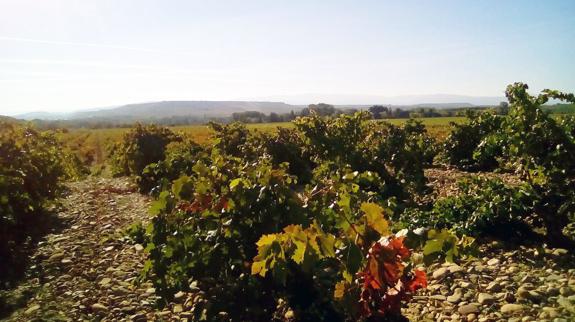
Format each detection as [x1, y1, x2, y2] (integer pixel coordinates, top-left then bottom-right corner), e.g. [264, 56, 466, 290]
[11, 96, 505, 121]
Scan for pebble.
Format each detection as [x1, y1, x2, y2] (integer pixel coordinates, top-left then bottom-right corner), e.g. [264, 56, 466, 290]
[501, 304, 525, 314]
[486, 281, 501, 292]
[559, 286, 573, 296]
[24, 304, 41, 315]
[459, 281, 472, 288]
[458, 304, 479, 315]
[448, 265, 464, 274]
[48, 252, 65, 262]
[487, 258, 500, 266]
[433, 267, 449, 279]
[174, 291, 186, 300]
[91, 303, 108, 312]
[477, 293, 495, 305]
[542, 307, 560, 318]
[447, 289, 462, 303]
[552, 249, 568, 256]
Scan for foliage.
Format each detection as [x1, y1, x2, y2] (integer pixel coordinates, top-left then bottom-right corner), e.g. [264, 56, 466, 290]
[125, 221, 147, 245]
[441, 110, 504, 170]
[137, 140, 204, 194]
[142, 153, 307, 320]
[0, 123, 78, 283]
[135, 112, 434, 321]
[401, 177, 536, 240]
[293, 112, 432, 197]
[440, 83, 575, 247]
[370, 120, 436, 193]
[251, 205, 427, 320]
[402, 119, 438, 166]
[208, 122, 250, 157]
[422, 229, 475, 264]
[501, 83, 575, 246]
[109, 124, 182, 177]
[258, 127, 314, 183]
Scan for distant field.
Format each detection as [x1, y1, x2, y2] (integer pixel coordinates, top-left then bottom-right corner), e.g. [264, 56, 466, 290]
[59, 117, 464, 168]
[384, 117, 465, 139]
[543, 103, 575, 114]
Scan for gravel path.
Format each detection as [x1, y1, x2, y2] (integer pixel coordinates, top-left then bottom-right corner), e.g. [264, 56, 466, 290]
[4, 178, 171, 321]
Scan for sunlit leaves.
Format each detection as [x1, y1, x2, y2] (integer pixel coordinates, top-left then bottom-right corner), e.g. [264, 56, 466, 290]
[251, 234, 284, 277]
[251, 223, 337, 277]
[423, 229, 475, 263]
[334, 281, 347, 299]
[361, 202, 390, 235]
[149, 191, 171, 215]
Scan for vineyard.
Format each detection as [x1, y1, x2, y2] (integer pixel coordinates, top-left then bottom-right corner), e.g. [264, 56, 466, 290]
[1, 83, 575, 321]
[56, 117, 464, 176]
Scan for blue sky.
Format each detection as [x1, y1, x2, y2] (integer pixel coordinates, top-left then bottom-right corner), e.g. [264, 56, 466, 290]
[0, 0, 574, 115]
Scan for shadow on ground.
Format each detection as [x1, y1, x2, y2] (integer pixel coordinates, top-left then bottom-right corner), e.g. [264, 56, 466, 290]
[0, 206, 70, 318]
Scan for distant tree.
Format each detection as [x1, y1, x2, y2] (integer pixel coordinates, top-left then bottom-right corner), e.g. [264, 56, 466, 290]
[232, 112, 243, 122]
[269, 112, 281, 123]
[232, 111, 265, 123]
[308, 103, 336, 116]
[368, 105, 389, 119]
[497, 101, 509, 115]
[392, 108, 410, 118]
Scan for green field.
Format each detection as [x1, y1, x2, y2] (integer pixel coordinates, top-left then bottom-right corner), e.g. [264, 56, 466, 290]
[544, 103, 575, 114]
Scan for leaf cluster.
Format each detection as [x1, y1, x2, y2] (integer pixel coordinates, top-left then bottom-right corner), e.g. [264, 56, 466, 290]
[135, 113, 434, 321]
[108, 123, 182, 177]
[0, 123, 82, 282]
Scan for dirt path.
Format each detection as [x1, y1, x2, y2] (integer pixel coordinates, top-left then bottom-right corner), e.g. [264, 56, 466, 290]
[4, 178, 167, 321]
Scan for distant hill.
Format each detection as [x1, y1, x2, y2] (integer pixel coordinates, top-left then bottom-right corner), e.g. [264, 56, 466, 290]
[16, 101, 300, 122]
[15, 111, 69, 120]
[0, 115, 21, 124]
[11, 97, 502, 124]
[73, 101, 298, 120]
[256, 93, 505, 106]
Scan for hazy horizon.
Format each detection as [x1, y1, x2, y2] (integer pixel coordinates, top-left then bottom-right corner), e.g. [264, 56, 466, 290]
[1, 0, 574, 115]
[7, 93, 509, 117]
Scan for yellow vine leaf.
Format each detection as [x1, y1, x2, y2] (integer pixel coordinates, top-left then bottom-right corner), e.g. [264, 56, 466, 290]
[334, 281, 347, 299]
[361, 202, 390, 235]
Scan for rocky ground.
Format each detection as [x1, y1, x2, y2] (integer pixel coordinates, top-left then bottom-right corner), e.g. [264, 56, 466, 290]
[405, 243, 575, 321]
[3, 178, 196, 321]
[424, 167, 524, 199]
[1, 175, 575, 321]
